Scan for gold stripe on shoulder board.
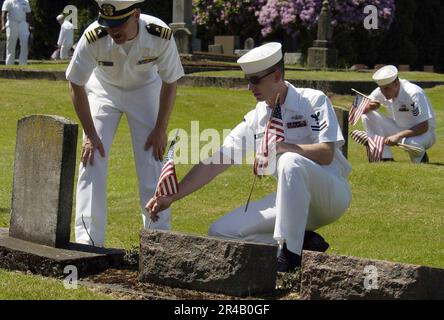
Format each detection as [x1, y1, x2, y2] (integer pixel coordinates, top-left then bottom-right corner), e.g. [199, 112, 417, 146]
[85, 27, 108, 44]
[146, 23, 172, 40]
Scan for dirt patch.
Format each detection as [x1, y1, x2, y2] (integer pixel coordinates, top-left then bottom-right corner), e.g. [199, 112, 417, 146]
[82, 268, 301, 300]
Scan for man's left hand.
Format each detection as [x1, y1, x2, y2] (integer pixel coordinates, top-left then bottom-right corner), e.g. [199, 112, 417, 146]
[145, 127, 167, 161]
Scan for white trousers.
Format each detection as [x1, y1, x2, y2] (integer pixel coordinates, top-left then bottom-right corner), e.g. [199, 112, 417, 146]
[5, 21, 29, 65]
[361, 111, 436, 162]
[59, 43, 73, 60]
[209, 152, 351, 255]
[75, 78, 171, 247]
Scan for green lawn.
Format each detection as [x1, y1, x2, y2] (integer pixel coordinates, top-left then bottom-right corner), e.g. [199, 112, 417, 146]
[191, 70, 444, 82]
[2, 63, 444, 81]
[0, 79, 443, 298]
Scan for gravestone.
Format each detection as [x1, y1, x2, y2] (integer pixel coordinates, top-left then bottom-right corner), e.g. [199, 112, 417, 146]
[307, 0, 337, 69]
[9, 115, 77, 247]
[333, 106, 349, 158]
[0, 115, 124, 277]
[424, 65, 434, 73]
[0, 40, 5, 61]
[244, 37, 255, 50]
[300, 251, 444, 299]
[208, 44, 223, 54]
[139, 230, 277, 297]
[214, 36, 240, 55]
[170, 0, 193, 54]
[284, 52, 302, 65]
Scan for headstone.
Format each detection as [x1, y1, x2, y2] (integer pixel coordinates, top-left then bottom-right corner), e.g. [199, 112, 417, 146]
[214, 36, 240, 55]
[349, 64, 368, 71]
[139, 230, 278, 297]
[284, 52, 302, 65]
[300, 251, 444, 299]
[0, 115, 125, 277]
[398, 64, 410, 72]
[333, 106, 349, 158]
[208, 44, 223, 54]
[170, 0, 193, 54]
[374, 64, 386, 70]
[9, 115, 77, 247]
[0, 40, 5, 61]
[307, 0, 337, 69]
[244, 37, 255, 50]
[424, 65, 434, 73]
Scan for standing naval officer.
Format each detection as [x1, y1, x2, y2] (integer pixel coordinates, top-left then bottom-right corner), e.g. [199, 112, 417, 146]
[359, 65, 436, 163]
[66, 0, 184, 247]
[146, 43, 352, 272]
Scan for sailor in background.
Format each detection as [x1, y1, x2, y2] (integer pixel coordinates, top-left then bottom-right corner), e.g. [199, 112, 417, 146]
[361, 65, 436, 163]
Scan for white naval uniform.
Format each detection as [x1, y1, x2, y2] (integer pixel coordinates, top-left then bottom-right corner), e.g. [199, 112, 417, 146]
[364, 79, 436, 162]
[57, 20, 74, 60]
[1, 0, 31, 65]
[211, 82, 352, 255]
[66, 14, 185, 247]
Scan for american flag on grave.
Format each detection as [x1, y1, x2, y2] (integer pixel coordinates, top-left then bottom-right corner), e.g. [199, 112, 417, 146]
[155, 138, 179, 197]
[350, 130, 385, 162]
[254, 103, 285, 175]
[348, 93, 371, 126]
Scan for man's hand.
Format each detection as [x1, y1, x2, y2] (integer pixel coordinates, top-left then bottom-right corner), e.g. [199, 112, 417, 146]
[364, 101, 381, 114]
[145, 127, 167, 161]
[385, 134, 403, 146]
[145, 195, 173, 222]
[1, 25, 5, 32]
[81, 136, 106, 167]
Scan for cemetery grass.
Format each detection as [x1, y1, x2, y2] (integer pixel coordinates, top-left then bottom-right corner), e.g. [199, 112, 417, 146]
[0, 79, 443, 298]
[191, 70, 444, 82]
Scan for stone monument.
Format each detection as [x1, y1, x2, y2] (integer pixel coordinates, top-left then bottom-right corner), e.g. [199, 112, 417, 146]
[307, 0, 337, 69]
[0, 115, 124, 278]
[169, 0, 193, 54]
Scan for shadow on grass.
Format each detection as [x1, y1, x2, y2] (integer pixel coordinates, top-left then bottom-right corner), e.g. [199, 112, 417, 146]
[427, 162, 444, 166]
[0, 208, 10, 214]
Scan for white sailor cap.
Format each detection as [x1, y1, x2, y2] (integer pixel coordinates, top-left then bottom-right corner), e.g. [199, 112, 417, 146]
[372, 65, 399, 86]
[237, 42, 283, 76]
[95, 0, 144, 28]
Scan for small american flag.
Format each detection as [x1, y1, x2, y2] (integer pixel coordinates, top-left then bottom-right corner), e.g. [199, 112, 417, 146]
[155, 138, 179, 197]
[254, 103, 284, 175]
[349, 93, 371, 126]
[350, 130, 385, 162]
[367, 134, 385, 162]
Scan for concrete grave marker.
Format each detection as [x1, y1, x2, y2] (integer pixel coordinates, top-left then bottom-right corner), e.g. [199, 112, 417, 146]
[9, 115, 77, 247]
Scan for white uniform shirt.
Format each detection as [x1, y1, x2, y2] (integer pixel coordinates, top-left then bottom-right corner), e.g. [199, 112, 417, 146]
[221, 82, 352, 178]
[1, 0, 30, 23]
[66, 14, 185, 90]
[368, 79, 436, 131]
[57, 20, 74, 47]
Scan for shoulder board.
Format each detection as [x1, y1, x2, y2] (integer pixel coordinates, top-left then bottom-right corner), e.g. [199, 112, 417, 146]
[146, 23, 172, 40]
[85, 26, 108, 44]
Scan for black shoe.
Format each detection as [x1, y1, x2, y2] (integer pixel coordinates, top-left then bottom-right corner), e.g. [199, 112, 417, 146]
[382, 158, 395, 162]
[421, 152, 429, 164]
[303, 231, 330, 252]
[277, 243, 302, 273]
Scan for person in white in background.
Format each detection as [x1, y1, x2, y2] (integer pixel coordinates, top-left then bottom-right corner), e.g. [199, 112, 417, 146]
[1, 0, 32, 65]
[361, 65, 436, 163]
[56, 14, 74, 60]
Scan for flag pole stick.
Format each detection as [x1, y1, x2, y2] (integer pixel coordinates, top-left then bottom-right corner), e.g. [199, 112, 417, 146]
[351, 88, 371, 100]
[244, 93, 281, 213]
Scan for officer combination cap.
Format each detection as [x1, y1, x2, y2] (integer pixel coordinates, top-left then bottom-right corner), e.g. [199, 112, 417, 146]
[95, 0, 144, 28]
[237, 42, 283, 76]
[373, 65, 399, 86]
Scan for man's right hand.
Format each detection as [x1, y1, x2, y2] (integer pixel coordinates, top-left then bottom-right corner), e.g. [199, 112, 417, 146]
[1, 26, 5, 32]
[81, 136, 106, 167]
[145, 196, 173, 222]
[364, 101, 381, 114]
